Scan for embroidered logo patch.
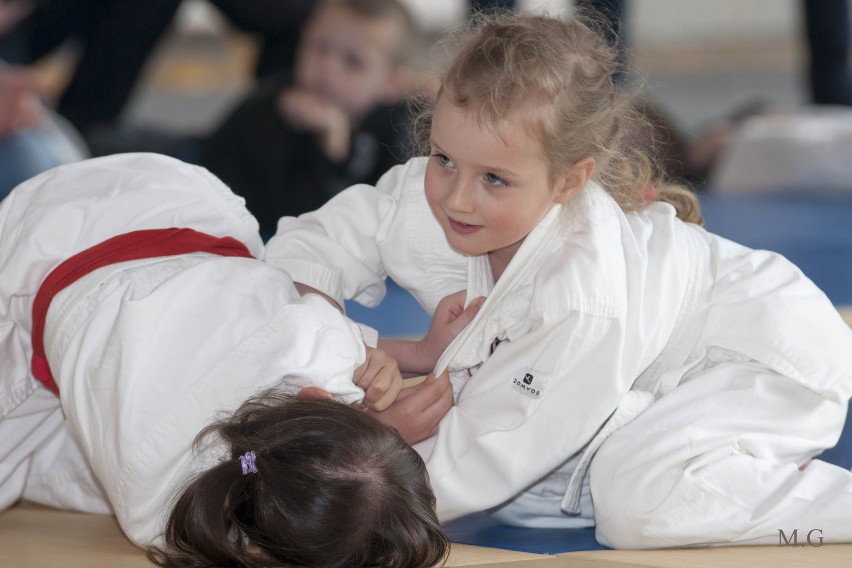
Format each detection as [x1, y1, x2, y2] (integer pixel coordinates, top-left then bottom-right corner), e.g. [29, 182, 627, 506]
[510, 367, 549, 399]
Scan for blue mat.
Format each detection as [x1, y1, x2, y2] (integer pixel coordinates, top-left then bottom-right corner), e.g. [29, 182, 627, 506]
[699, 192, 852, 306]
[444, 512, 608, 554]
[344, 280, 430, 338]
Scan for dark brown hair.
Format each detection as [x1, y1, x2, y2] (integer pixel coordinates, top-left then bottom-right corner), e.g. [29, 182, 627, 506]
[148, 391, 449, 568]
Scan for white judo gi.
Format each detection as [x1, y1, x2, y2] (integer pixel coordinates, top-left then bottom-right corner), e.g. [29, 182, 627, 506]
[0, 153, 372, 547]
[265, 157, 852, 548]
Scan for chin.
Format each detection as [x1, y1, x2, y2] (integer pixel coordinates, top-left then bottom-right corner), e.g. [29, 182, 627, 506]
[444, 235, 482, 257]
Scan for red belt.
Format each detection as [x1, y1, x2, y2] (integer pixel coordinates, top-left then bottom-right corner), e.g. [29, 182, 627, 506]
[31, 228, 255, 396]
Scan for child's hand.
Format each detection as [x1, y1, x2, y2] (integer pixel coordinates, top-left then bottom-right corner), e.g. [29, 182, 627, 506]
[417, 291, 485, 368]
[354, 346, 403, 412]
[372, 371, 453, 444]
[276, 88, 351, 162]
[0, 1, 34, 36]
[0, 66, 45, 137]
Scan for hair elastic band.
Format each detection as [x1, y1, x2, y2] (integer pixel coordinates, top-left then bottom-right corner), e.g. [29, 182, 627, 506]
[239, 451, 258, 475]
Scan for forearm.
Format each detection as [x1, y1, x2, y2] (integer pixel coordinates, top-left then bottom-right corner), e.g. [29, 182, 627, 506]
[265, 180, 402, 308]
[377, 337, 433, 375]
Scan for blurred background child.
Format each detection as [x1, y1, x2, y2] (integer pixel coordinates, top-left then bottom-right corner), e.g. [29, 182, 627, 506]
[198, 0, 417, 238]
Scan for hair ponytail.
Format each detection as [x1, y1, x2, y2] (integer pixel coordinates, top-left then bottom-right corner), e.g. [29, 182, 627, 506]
[147, 458, 260, 567]
[149, 391, 449, 568]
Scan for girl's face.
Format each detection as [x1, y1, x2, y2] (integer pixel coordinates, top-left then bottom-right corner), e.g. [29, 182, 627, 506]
[425, 94, 590, 280]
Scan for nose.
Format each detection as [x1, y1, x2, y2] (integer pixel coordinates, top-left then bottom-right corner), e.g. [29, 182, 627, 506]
[446, 174, 476, 213]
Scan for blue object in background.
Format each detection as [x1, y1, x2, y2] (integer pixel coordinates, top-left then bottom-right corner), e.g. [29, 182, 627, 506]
[444, 512, 609, 554]
[344, 279, 430, 338]
[699, 192, 852, 306]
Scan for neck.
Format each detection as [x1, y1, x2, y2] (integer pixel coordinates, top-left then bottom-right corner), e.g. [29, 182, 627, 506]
[488, 250, 512, 282]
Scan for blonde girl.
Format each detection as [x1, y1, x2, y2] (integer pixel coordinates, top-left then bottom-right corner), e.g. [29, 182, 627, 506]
[265, 13, 852, 548]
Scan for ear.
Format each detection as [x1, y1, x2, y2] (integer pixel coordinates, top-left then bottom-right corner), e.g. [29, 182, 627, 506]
[298, 386, 333, 399]
[553, 157, 596, 204]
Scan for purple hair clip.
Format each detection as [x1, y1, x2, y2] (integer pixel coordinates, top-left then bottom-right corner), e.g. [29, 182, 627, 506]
[239, 451, 258, 475]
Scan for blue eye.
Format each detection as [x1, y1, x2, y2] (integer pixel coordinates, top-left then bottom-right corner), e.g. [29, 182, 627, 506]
[434, 153, 454, 168]
[484, 172, 508, 187]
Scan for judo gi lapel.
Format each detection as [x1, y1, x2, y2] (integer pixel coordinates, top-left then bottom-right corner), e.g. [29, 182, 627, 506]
[434, 204, 566, 377]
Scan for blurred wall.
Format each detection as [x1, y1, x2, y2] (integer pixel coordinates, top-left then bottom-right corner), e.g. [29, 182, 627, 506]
[402, 0, 800, 46]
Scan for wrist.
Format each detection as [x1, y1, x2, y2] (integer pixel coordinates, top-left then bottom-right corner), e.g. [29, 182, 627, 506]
[410, 339, 431, 374]
[378, 338, 433, 375]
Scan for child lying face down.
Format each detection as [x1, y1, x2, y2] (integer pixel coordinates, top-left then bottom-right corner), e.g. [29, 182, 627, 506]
[0, 153, 448, 567]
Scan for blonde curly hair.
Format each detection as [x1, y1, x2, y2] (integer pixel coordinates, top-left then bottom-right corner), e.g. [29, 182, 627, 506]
[414, 12, 703, 225]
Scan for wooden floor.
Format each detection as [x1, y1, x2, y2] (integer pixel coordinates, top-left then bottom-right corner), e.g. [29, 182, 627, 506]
[0, 503, 542, 568]
[4, 502, 852, 568]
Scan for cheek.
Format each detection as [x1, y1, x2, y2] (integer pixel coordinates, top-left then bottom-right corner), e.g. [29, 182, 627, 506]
[423, 166, 449, 220]
[343, 74, 373, 101]
[348, 69, 386, 101]
[490, 202, 540, 240]
[295, 54, 318, 86]
[423, 168, 440, 210]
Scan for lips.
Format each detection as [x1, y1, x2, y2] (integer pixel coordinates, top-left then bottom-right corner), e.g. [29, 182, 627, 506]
[447, 216, 481, 235]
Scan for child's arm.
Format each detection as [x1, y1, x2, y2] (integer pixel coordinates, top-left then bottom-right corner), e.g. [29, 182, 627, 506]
[371, 371, 454, 444]
[378, 291, 486, 375]
[0, 66, 44, 137]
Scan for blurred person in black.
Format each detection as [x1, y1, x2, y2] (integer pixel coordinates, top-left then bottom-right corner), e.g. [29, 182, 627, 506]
[0, 0, 318, 144]
[198, 0, 415, 239]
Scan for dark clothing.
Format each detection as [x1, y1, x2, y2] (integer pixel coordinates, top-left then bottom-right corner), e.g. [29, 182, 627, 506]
[0, 0, 317, 131]
[0, 0, 182, 130]
[207, 0, 315, 79]
[198, 73, 411, 238]
[803, 0, 852, 106]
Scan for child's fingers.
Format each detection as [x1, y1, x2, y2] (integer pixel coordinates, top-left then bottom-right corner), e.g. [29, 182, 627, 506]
[355, 347, 403, 411]
[353, 349, 382, 387]
[438, 290, 467, 320]
[464, 296, 486, 319]
[353, 358, 371, 388]
[420, 371, 453, 417]
[395, 371, 453, 439]
[370, 372, 452, 444]
[354, 358, 386, 390]
[408, 371, 453, 412]
[365, 372, 403, 412]
[362, 365, 394, 402]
